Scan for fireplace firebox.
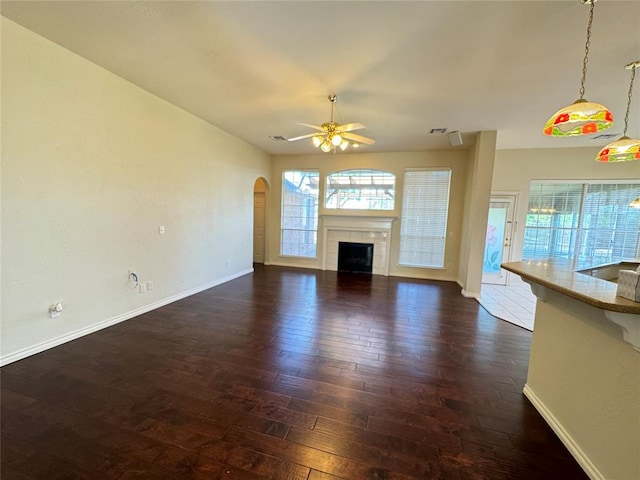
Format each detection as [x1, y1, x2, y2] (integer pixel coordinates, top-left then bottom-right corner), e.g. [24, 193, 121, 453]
[338, 242, 374, 274]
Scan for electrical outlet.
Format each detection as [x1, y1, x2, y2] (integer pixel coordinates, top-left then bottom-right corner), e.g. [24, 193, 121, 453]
[147, 281, 154, 291]
[139, 283, 146, 293]
[49, 302, 63, 318]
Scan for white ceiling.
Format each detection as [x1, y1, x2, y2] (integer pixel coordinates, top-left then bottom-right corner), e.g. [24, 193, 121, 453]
[2, 1, 639, 155]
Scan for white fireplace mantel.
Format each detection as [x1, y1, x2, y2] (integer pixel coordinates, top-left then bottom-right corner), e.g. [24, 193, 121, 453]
[320, 215, 397, 276]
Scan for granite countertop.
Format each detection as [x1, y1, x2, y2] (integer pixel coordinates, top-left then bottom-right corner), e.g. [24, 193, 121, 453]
[501, 260, 640, 315]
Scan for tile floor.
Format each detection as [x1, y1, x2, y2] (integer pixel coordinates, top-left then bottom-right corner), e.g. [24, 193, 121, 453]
[479, 275, 536, 331]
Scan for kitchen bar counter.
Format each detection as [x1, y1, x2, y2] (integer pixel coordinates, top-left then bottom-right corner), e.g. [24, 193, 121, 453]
[501, 260, 640, 314]
[500, 259, 639, 480]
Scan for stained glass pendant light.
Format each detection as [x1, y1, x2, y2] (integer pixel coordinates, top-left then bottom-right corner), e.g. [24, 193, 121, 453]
[543, 0, 613, 137]
[596, 61, 640, 162]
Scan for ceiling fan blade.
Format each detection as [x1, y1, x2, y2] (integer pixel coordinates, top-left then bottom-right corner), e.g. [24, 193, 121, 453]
[296, 123, 324, 131]
[287, 132, 319, 142]
[335, 123, 365, 133]
[342, 132, 375, 145]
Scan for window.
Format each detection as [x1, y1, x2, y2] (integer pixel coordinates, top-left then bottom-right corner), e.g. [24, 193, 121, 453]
[325, 169, 395, 210]
[523, 181, 640, 268]
[399, 168, 451, 268]
[281, 170, 319, 257]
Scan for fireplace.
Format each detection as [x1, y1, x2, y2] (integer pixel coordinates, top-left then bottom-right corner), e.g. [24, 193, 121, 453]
[338, 242, 374, 273]
[321, 215, 395, 276]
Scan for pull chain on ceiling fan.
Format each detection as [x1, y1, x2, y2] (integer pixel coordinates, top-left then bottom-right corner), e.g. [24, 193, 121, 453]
[288, 95, 375, 153]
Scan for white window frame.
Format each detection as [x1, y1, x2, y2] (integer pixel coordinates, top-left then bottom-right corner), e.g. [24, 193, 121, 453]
[325, 169, 395, 210]
[280, 170, 319, 258]
[523, 180, 640, 269]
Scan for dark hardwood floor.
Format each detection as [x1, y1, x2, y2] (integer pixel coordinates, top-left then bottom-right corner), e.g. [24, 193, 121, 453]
[1, 265, 588, 479]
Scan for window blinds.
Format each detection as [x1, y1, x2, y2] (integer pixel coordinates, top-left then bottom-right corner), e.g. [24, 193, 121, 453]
[524, 181, 640, 268]
[399, 168, 451, 268]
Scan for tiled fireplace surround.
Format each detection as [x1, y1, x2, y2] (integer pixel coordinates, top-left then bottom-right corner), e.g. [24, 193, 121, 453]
[321, 215, 395, 276]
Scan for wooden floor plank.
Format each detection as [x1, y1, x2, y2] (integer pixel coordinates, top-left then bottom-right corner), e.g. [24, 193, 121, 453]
[1, 265, 588, 479]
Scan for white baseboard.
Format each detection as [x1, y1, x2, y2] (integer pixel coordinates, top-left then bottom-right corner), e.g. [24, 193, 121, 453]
[461, 288, 480, 299]
[523, 384, 604, 480]
[0, 268, 254, 367]
[457, 278, 481, 299]
[265, 261, 319, 270]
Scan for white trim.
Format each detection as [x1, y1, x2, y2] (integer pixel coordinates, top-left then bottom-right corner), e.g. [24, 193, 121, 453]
[483, 192, 519, 286]
[523, 384, 604, 480]
[529, 178, 639, 185]
[0, 268, 254, 367]
[320, 215, 396, 231]
[457, 280, 481, 299]
[461, 289, 480, 299]
[263, 261, 318, 271]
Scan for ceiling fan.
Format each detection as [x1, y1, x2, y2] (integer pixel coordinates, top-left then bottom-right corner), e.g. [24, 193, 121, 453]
[288, 94, 375, 152]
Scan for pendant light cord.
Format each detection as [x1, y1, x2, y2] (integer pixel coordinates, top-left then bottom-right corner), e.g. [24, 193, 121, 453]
[578, 1, 595, 100]
[622, 66, 636, 136]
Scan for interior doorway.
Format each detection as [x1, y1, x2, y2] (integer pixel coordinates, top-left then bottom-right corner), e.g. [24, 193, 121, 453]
[482, 194, 517, 285]
[253, 178, 268, 264]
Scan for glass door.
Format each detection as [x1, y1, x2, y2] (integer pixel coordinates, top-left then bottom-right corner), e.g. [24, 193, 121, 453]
[483, 195, 516, 285]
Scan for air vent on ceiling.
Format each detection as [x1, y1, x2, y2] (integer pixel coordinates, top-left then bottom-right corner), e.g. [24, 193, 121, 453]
[269, 135, 287, 141]
[429, 128, 448, 134]
[591, 133, 620, 140]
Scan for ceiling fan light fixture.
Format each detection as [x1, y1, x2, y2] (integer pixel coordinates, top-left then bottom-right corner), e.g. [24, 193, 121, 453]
[596, 60, 640, 162]
[288, 94, 374, 153]
[543, 0, 613, 137]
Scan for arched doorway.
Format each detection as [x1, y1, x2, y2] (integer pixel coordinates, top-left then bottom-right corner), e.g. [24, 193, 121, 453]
[253, 178, 268, 264]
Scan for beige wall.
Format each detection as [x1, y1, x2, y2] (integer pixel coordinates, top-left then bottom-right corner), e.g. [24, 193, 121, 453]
[525, 292, 640, 480]
[458, 131, 496, 298]
[1, 18, 270, 363]
[269, 150, 470, 282]
[492, 147, 640, 261]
